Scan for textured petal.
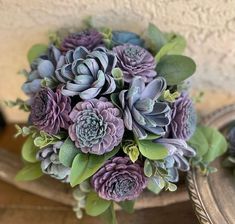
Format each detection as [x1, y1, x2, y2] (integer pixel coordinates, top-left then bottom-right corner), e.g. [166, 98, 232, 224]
[79, 87, 101, 100]
[38, 60, 55, 78]
[73, 47, 89, 60]
[140, 77, 166, 101]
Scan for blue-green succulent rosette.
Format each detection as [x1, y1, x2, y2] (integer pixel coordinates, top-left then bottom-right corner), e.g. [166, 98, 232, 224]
[11, 22, 227, 223]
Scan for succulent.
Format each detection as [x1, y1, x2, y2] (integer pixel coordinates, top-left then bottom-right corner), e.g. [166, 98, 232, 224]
[112, 31, 144, 47]
[119, 76, 171, 139]
[36, 141, 70, 182]
[154, 138, 196, 171]
[22, 45, 64, 96]
[169, 92, 197, 140]
[55, 46, 116, 100]
[69, 98, 124, 155]
[113, 44, 156, 83]
[30, 87, 71, 135]
[60, 29, 102, 53]
[91, 157, 147, 202]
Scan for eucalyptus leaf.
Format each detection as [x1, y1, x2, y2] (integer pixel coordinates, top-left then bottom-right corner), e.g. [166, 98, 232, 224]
[15, 163, 43, 181]
[147, 23, 167, 53]
[136, 139, 168, 160]
[100, 202, 117, 224]
[156, 55, 196, 85]
[22, 136, 39, 163]
[118, 200, 135, 213]
[188, 127, 209, 157]
[200, 127, 228, 163]
[85, 191, 111, 216]
[70, 147, 119, 187]
[144, 159, 153, 177]
[59, 137, 79, 167]
[27, 44, 48, 64]
[155, 33, 186, 61]
[147, 177, 163, 194]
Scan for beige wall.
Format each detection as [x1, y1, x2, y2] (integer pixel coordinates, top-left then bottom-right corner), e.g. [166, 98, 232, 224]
[1, 0, 235, 122]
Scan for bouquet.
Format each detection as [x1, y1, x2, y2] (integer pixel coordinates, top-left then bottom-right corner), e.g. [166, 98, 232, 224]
[9, 19, 228, 223]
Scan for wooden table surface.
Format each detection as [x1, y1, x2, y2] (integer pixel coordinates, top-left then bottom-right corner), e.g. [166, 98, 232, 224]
[0, 124, 198, 224]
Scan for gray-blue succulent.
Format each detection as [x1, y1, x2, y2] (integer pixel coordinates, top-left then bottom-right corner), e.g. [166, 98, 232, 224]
[36, 141, 70, 183]
[154, 138, 196, 171]
[22, 45, 64, 96]
[55, 46, 116, 100]
[119, 76, 171, 139]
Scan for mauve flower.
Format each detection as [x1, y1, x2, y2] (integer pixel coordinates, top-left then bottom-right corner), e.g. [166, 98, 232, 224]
[30, 88, 71, 135]
[68, 98, 124, 155]
[112, 31, 144, 47]
[113, 44, 156, 83]
[60, 29, 102, 53]
[169, 92, 197, 140]
[36, 141, 70, 183]
[91, 157, 147, 202]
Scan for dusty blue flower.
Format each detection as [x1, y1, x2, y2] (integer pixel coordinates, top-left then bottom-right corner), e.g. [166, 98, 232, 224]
[37, 141, 70, 183]
[55, 46, 116, 100]
[119, 76, 171, 139]
[155, 138, 196, 171]
[113, 44, 156, 83]
[60, 29, 102, 53]
[22, 45, 64, 96]
[169, 92, 197, 140]
[91, 157, 147, 202]
[112, 31, 144, 47]
[69, 98, 124, 155]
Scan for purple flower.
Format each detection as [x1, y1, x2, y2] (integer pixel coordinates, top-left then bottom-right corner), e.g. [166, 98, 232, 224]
[91, 157, 147, 202]
[169, 92, 197, 140]
[60, 29, 102, 53]
[113, 44, 156, 83]
[30, 88, 71, 135]
[68, 98, 124, 155]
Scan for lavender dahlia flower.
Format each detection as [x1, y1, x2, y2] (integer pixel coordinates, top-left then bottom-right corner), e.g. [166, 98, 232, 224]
[112, 31, 144, 47]
[56, 46, 116, 100]
[155, 138, 196, 171]
[60, 29, 102, 53]
[37, 141, 70, 183]
[92, 157, 147, 202]
[30, 88, 71, 135]
[113, 44, 156, 83]
[119, 76, 171, 139]
[22, 45, 64, 96]
[169, 92, 197, 140]
[69, 98, 124, 155]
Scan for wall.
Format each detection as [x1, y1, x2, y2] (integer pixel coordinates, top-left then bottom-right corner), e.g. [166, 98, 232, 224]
[0, 0, 235, 122]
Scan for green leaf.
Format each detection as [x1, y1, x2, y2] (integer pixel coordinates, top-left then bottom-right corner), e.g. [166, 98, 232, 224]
[145, 133, 161, 140]
[118, 200, 135, 213]
[100, 202, 117, 224]
[59, 138, 79, 167]
[155, 33, 186, 61]
[15, 163, 43, 181]
[110, 93, 122, 112]
[27, 44, 48, 64]
[200, 127, 228, 163]
[136, 139, 168, 160]
[85, 192, 111, 216]
[22, 136, 39, 163]
[188, 127, 209, 157]
[147, 23, 167, 53]
[147, 177, 164, 194]
[144, 159, 153, 177]
[156, 55, 196, 85]
[111, 68, 124, 89]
